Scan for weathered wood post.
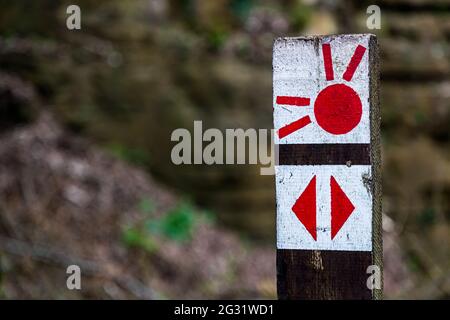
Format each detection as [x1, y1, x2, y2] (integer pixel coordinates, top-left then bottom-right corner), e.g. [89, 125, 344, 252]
[273, 34, 382, 299]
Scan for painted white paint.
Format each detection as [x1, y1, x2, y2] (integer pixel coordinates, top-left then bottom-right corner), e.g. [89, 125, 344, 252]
[276, 165, 373, 251]
[273, 34, 371, 144]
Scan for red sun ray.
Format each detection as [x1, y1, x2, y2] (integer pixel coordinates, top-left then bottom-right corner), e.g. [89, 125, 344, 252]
[322, 43, 334, 81]
[276, 96, 310, 106]
[278, 116, 312, 139]
[342, 45, 366, 82]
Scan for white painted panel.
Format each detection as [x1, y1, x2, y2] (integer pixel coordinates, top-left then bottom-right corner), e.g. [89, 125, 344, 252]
[273, 34, 371, 144]
[276, 165, 373, 251]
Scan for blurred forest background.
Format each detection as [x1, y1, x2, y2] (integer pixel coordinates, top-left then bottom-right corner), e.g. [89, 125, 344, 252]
[0, 0, 449, 299]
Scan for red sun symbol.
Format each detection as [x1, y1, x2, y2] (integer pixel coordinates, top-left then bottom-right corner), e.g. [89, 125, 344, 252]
[277, 43, 366, 138]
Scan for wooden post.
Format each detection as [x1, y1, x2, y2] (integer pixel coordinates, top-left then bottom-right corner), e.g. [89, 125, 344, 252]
[273, 34, 382, 299]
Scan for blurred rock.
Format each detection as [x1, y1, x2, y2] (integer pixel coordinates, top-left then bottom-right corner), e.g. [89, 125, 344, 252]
[383, 214, 414, 297]
[0, 112, 275, 299]
[0, 73, 37, 131]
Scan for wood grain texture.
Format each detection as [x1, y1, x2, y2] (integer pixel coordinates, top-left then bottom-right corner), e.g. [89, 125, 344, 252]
[368, 33, 383, 300]
[274, 34, 382, 300]
[277, 250, 372, 300]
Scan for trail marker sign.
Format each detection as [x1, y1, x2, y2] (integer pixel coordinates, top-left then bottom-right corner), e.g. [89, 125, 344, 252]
[273, 34, 382, 300]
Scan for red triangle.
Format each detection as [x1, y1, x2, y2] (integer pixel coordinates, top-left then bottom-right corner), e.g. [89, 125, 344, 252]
[331, 176, 355, 239]
[291, 176, 317, 240]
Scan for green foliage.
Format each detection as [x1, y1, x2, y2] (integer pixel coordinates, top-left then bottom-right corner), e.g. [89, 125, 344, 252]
[414, 111, 426, 125]
[146, 202, 199, 242]
[406, 251, 424, 274]
[231, 0, 254, 21]
[206, 28, 229, 51]
[289, 2, 312, 31]
[417, 207, 436, 228]
[139, 198, 155, 215]
[122, 199, 211, 253]
[122, 197, 157, 252]
[122, 227, 157, 253]
[106, 144, 151, 168]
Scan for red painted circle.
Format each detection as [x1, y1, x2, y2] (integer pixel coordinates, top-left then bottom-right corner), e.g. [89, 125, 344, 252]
[313, 84, 362, 135]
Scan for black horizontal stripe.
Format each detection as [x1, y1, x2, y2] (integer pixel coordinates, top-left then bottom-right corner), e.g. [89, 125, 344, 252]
[278, 143, 370, 165]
